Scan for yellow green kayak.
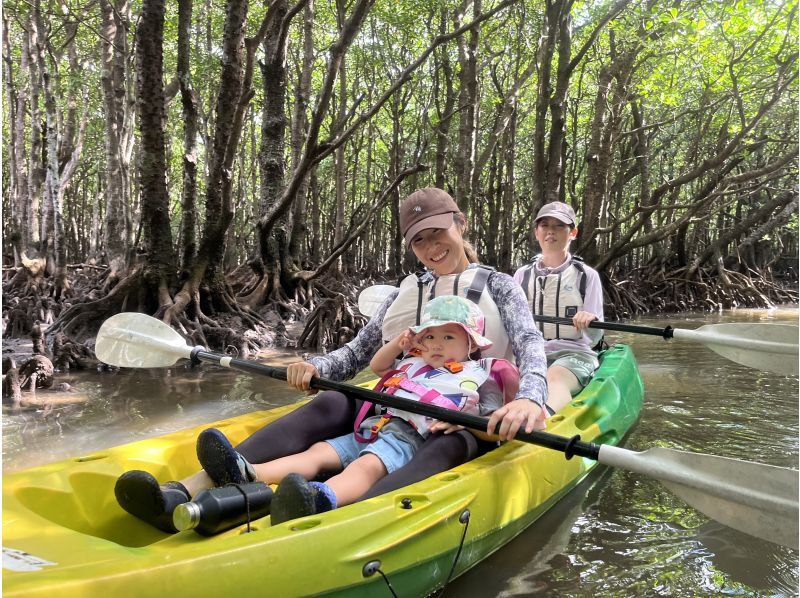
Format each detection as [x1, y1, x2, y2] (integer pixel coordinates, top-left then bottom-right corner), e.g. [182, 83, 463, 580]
[2, 344, 643, 597]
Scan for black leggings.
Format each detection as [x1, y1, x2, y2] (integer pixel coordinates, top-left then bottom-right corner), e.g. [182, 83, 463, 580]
[234, 390, 484, 501]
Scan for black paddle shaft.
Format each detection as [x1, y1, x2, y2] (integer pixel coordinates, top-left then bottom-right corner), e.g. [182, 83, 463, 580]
[191, 349, 602, 461]
[533, 315, 674, 339]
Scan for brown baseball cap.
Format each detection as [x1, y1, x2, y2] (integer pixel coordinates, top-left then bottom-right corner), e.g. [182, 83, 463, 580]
[534, 201, 576, 226]
[400, 187, 460, 243]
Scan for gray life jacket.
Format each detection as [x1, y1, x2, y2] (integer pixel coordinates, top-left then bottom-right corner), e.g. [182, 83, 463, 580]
[518, 256, 587, 341]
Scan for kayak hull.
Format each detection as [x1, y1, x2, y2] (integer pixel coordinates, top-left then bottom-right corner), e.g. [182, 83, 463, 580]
[3, 344, 643, 597]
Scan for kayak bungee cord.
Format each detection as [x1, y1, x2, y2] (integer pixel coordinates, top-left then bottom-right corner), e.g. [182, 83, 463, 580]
[362, 507, 471, 597]
[362, 561, 399, 598]
[232, 483, 255, 534]
[436, 509, 471, 597]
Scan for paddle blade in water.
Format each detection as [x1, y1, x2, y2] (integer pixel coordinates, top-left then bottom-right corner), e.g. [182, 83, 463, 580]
[357, 285, 397, 317]
[598, 444, 799, 548]
[674, 323, 798, 376]
[96, 313, 193, 368]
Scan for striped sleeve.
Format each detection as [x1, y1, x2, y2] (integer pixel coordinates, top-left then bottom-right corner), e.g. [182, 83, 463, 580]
[307, 289, 399, 381]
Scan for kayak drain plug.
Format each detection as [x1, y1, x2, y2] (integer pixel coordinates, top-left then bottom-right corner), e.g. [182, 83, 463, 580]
[400, 498, 412, 509]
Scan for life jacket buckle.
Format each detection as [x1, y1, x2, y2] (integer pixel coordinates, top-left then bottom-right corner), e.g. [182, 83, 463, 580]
[384, 375, 405, 388]
[370, 415, 391, 435]
[444, 360, 463, 373]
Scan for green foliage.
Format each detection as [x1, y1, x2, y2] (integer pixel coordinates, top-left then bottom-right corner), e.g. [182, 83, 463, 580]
[2, 0, 796, 277]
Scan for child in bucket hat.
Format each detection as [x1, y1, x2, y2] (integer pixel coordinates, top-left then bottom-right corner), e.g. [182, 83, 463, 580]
[409, 296, 492, 354]
[246, 296, 518, 525]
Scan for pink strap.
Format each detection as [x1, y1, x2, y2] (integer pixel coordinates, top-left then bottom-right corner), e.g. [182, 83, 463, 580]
[488, 359, 520, 404]
[352, 401, 378, 442]
[352, 369, 400, 443]
[396, 378, 458, 410]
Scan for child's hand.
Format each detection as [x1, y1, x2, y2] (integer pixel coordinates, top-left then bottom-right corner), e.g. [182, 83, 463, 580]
[429, 420, 465, 435]
[396, 330, 418, 353]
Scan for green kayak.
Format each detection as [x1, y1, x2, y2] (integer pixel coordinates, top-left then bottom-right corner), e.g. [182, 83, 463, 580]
[2, 344, 643, 596]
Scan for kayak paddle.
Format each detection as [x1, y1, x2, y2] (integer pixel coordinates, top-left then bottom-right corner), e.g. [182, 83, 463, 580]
[96, 312, 799, 549]
[356, 285, 799, 376]
[533, 315, 798, 376]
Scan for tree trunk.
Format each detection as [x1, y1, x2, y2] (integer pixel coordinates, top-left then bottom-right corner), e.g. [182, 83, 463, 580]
[331, 0, 349, 274]
[136, 0, 175, 297]
[177, 0, 199, 274]
[2, 16, 28, 264]
[33, 0, 87, 298]
[27, 15, 43, 249]
[236, 0, 304, 310]
[286, 0, 316, 266]
[531, 0, 560, 210]
[498, 104, 517, 272]
[191, 0, 248, 289]
[99, 0, 130, 283]
[578, 38, 637, 266]
[543, 1, 572, 204]
[453, 0, 480, 209]
[434, 7, 455, 188]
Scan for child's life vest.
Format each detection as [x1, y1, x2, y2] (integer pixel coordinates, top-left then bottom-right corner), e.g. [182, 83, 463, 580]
[353, 356, 519, 442]
[517, 255, 588, 341]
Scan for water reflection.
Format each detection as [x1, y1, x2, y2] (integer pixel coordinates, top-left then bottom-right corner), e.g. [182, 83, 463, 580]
[2, 309, 798, 595]
[450, 308, 799, 596]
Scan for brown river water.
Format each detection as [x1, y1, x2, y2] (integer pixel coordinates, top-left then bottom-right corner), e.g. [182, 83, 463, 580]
[3, 308, 798, 596]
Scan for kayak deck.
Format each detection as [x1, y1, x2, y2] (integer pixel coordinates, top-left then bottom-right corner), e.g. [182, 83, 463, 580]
[3, 344, 643, 596]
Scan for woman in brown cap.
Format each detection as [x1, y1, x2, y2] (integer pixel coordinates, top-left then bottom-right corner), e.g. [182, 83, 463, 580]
[114, 188, 548, 532]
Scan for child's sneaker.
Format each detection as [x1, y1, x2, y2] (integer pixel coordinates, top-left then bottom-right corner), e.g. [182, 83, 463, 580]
[270, 474, 318, 524]
[270, 475, 338, 525]
[114, 470, 190, 533]
[196, 428, 256, 486]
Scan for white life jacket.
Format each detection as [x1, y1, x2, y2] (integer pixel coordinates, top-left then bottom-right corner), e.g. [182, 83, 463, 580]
[381, 266, 513, 362]
[518, 256, 587, 341]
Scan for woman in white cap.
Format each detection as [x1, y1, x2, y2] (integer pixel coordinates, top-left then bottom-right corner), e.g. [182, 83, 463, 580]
[514, 202, 604, 415]
[114, 188, 548, 533]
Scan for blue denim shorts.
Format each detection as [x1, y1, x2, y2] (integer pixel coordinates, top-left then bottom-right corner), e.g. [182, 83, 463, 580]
[326, 431, 418, 474]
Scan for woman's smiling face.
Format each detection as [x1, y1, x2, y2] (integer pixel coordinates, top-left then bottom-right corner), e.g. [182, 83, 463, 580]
[409, 222, 470, 276]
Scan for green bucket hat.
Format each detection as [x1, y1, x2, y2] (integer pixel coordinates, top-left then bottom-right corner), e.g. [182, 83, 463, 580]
[410, 296, 492, 350]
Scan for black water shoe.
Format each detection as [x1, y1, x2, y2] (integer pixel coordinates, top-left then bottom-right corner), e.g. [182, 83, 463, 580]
[114, 470, 190, 533]
[270, 473, 318, 525]
[196, 428, 256, 486]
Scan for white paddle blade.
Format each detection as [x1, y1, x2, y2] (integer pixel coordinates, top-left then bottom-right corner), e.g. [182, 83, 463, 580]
[357, 285, 398, 317]
[96, 313, 193, 368]
[673, 323, 798, 376]
[599, 445, 799, 548]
